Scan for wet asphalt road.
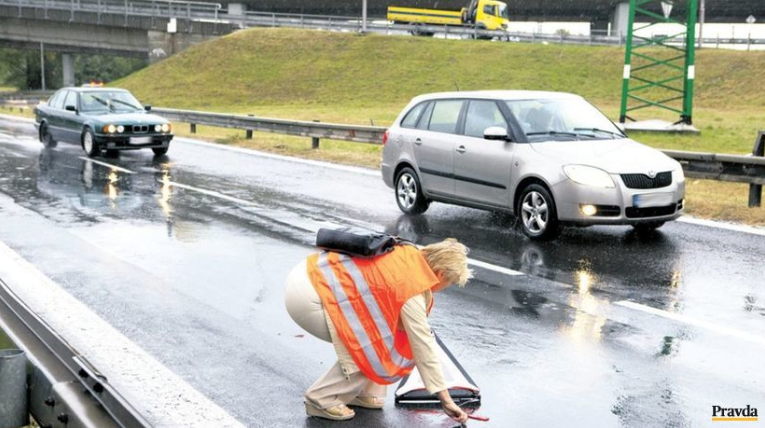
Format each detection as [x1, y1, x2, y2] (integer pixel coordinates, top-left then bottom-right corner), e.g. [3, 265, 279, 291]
[0, 116, 763, 427]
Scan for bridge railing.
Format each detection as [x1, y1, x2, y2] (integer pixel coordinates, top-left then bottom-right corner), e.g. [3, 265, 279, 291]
[2, 0, 221, 21]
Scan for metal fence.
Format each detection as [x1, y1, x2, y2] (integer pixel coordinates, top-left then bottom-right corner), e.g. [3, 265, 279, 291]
[1, 0, 221, 20]
[0, 277, 152, 428]
[152, 107, 765, 207]
[1, 99, 761, 207]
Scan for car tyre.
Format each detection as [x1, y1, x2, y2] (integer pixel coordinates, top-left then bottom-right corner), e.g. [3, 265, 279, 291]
[395, 167, 430, 215]
[81, 128, 101, 158]
[632, 221, 665, 232]
[517, 184, 559, 240]
[39, 122, 57, 148]
[152, 147, 169, 156]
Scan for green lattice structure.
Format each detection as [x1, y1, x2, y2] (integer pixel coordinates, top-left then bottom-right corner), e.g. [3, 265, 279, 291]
[619, 0, 698, 125]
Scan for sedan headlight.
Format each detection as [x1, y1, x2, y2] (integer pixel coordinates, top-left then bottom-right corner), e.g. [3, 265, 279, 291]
[116, 125, 124, 133]
[563, 165, 615, 188]
[104, 124, 116, 134]
[154, 124, 162, 132]
[161, 123, 171, 133]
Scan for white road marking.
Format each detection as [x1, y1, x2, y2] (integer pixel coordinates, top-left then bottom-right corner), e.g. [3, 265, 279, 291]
[164, 178, 526, 276]
[166, 180, 256, 206]
[678, 216, 765, 237]
[78, 157, 136, 174]
[616, 300, 765, 347]
[468, 258, 524, 276]
[0, 238, 246, 428]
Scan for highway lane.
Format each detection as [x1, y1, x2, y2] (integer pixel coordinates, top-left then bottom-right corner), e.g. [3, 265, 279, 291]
[0, 116, 763, 427]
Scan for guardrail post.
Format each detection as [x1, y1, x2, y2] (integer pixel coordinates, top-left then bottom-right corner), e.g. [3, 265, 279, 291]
[0, 349, 28, 428]
[749, 131, 765, 208]
[190, 123, 196, 134]
[312, 120, 320, 149]
[246, 114, 253, 139]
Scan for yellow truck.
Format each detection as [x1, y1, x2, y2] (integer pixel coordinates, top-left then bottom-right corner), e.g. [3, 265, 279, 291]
[388, 0, 509, 31]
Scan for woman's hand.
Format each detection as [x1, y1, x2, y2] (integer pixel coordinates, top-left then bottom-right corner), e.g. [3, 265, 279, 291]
[437, 390, 468, 423]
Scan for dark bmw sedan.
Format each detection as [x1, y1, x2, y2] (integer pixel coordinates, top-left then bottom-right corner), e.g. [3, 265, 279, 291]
[34, 87, 174, 157]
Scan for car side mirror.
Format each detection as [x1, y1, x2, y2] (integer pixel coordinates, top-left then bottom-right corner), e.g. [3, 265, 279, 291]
[65, 105, 77, 113]
[484, 126, 511, 141]
[144, 105, 152, 111]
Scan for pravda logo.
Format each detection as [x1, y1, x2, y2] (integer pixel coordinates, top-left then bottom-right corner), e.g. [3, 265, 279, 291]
[712, 405, 759, 422]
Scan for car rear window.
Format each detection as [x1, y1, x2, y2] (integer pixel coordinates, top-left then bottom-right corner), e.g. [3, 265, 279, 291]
[401, 102, 427, 128]
[428, 100, 463, 134]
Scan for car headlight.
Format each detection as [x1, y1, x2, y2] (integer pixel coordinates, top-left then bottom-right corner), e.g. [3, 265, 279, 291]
[161, 123, 171, 133]
[104, 124, 116, 133]
[563, 165, 615, 188]
[154, 124, 162, 132]
[116, 125, 124, 133]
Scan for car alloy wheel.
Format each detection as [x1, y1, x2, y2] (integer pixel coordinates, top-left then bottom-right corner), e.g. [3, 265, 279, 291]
[518, 184, 559, 240]
[82, 128, 100, 158]
[395, 167, 429, 214]
[397, 173, 417, 210]
[521, 191, 549, 234]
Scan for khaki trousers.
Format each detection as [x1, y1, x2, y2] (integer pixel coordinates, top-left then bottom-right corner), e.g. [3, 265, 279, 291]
[285, 259, 387, 410]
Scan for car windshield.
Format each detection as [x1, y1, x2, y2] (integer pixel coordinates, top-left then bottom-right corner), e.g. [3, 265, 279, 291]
[505, 98, 626, 141]
[80, 91, 143, 113]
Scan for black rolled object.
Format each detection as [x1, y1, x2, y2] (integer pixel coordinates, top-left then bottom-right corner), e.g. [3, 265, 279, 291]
[316, 227, 406, 258]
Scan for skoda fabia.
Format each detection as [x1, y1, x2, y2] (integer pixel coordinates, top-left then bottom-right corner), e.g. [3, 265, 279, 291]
[381, 91, 685, 239]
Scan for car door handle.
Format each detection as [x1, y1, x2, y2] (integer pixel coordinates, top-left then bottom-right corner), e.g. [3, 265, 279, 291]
[456, 145, 466, 153]
[414, 138, 423, 145]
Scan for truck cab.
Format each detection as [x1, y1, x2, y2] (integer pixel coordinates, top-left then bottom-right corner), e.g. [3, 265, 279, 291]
[464, 0, 509, 30]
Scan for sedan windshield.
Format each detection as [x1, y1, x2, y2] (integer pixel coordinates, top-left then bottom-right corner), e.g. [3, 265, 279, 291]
[80, 91, 143, 113]
[505, 98, 626, 141]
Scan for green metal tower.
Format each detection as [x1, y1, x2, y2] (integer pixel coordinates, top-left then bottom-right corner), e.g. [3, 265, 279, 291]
[619, 0, 698, 125]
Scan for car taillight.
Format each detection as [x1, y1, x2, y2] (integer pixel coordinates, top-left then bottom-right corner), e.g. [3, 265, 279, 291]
[382, 130, 389, 145]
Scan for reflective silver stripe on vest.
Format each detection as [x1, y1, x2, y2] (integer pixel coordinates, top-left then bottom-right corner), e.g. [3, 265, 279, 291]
[337, 255, 414, 369]
[317, 253, 400, 383]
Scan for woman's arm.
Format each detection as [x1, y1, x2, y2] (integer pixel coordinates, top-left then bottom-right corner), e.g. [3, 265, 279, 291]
[400, 294, 467, 423]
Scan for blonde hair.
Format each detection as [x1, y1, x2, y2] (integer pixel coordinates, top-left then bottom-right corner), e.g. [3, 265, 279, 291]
[421, 238, 473, 287]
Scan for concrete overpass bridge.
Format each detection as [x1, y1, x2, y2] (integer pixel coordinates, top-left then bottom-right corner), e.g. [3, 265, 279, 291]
[0, 0, 236, 86]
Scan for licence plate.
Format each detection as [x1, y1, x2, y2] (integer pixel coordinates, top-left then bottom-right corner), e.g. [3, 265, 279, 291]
[129, 136, 152, 145]
[633, 192, 674, 208]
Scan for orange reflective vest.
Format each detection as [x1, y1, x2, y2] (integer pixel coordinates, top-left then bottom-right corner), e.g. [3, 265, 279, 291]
[307, 245, 439, 384]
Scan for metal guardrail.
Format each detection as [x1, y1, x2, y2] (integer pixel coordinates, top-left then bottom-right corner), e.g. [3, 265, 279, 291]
[153, 108, 765, 207]
[0, 0, 226, 36]
[2, 102, 761, 206]
[218, 10, 765, 49]
[2, 0, 221, 20]
[0, 277, 153, 428]
[153, 107, 387, 145]
[152, 107, 765, 207]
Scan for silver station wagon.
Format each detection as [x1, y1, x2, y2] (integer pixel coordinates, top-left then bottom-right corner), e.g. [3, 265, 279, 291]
[381, 91, 685, 239]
